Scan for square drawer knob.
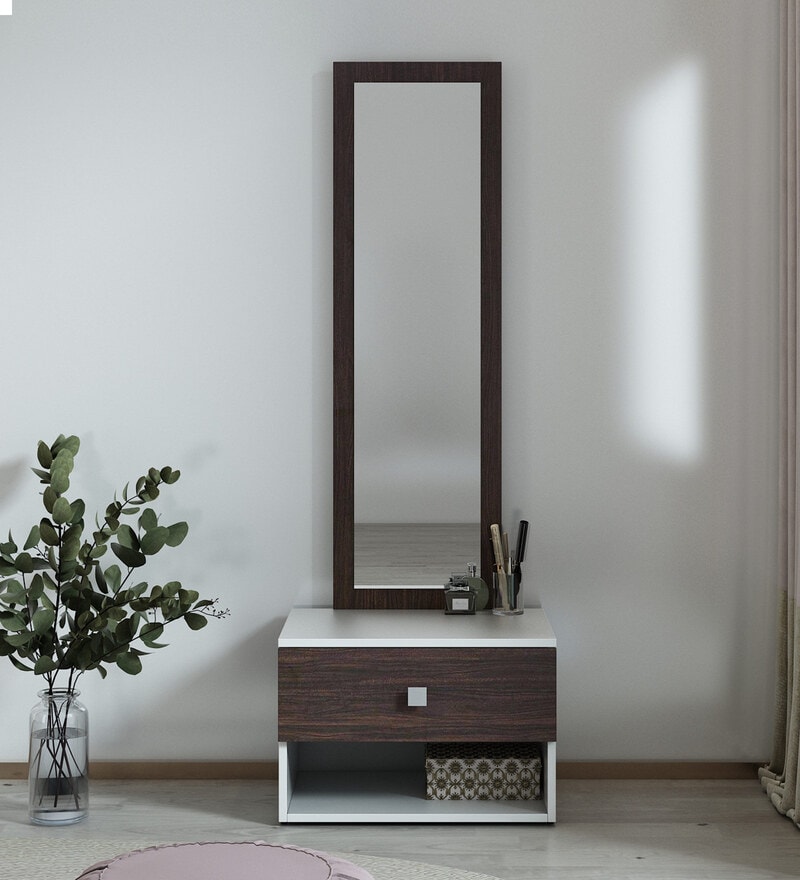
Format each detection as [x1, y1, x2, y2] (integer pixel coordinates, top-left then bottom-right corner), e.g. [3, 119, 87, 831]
[407, 686, 427, 707]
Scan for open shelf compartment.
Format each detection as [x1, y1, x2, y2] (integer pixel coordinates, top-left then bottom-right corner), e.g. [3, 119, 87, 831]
[279, 741, 556, 823]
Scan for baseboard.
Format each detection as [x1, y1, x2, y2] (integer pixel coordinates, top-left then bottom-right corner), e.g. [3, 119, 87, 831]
[0, 761, 278, 780]
[557, 761, 762, 779]
[0, 760, 761, 781]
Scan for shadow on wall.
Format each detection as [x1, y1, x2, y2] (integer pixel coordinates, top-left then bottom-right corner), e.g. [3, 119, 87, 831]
[0, 458, 29, 509]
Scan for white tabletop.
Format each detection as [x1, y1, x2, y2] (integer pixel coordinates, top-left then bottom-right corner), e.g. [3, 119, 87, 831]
[279, 607, 556, 648]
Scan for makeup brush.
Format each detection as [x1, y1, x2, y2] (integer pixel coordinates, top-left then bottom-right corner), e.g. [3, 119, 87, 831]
[513, 520, 529, 597]
[489, 523, 509, 609]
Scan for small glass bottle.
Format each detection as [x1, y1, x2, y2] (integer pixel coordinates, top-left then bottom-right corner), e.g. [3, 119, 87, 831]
[28, 688, 89, 825]
[444, 573, 476, 614]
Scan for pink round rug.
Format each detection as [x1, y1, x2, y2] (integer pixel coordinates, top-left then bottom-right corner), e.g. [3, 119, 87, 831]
[75, 842, 375, 880]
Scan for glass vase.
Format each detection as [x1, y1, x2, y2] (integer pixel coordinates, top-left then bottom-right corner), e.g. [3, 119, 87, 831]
[28, 688, 88, 825]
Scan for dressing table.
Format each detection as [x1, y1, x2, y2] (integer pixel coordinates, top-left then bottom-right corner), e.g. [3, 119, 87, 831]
[278, 61, 557, 823]
[278, 608, 556, 822]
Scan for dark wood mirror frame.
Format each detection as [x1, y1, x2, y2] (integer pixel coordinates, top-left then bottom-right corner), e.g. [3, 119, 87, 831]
[333, 61, 501, 609]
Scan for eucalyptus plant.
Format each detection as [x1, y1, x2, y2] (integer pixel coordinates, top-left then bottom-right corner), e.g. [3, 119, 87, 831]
[0, 434, 227, 694]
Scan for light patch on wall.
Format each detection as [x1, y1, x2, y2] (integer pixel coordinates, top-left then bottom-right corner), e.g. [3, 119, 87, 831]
[0, 0, 11, 14]
[622, 60, 704, 462]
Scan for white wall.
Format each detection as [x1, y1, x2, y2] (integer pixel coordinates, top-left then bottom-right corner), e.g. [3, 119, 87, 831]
[0, 0, 778, 762]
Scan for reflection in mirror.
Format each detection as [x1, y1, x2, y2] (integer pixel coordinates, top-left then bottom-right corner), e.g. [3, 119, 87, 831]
[354, 83, 481, 587]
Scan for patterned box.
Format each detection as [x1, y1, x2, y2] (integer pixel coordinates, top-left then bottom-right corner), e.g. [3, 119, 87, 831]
[425, 742, 542, 800]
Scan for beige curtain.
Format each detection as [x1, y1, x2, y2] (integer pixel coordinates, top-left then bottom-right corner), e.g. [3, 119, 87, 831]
[760, 0, 800, 828]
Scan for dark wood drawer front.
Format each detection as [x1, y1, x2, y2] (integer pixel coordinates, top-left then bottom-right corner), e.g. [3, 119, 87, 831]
[278, 647, 556, 742]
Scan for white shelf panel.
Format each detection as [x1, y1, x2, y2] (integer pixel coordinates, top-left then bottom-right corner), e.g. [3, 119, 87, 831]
[286, 770, 549, 823]
[279, 607, 556, 648]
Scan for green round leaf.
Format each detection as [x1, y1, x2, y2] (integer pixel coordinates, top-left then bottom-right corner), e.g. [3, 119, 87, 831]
[61, 533, 81, 562]
[142, 483, 160, 501]
[70, 499, 86, 524]
[94, 566, 108, 593]
[138, 508, 158, 532]
[14, 553, 33, 574]
[116, 651, 142, 675]
[28, 574, 44, 600]
[140, 527, 168, 556]
[53, 447, 75, 473]
[184, 612, 207, 631]
[52, 496, 73, 525]
[59, 559, 78, 580]
[115, 616, 136, 643]
[39, 519, 59, 547]
[36, 441, 53, 469]
[33, 655, 57, 674]
[116, 525, 139, 551]
[140, 623, 164, 643]
[23, 525, 41, 551]
[5, 630, 34, 646]
[42, 486, 57, 514]
[0, 579, 24, 602]
[111, 543, 146, 568]
[0, 611, 27, 632]
[50, 468, 70, 495]
[165, 522, 188, 547]
[32, 607, 54, 633]
[104, 564, 122, 591]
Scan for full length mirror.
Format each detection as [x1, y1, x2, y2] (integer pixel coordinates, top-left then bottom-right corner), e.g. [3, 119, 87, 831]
[334, 62, 501, 609]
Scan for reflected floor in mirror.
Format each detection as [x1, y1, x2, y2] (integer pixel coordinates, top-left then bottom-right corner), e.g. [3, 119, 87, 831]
[2, 778, 799, 880]
[354, 523, 480, 586]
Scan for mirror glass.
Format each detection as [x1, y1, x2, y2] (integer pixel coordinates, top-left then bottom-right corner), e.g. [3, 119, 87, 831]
[353, 82, 481, 588]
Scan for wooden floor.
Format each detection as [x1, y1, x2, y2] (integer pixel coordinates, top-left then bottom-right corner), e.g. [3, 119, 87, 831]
[1, 778, 799, 879]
